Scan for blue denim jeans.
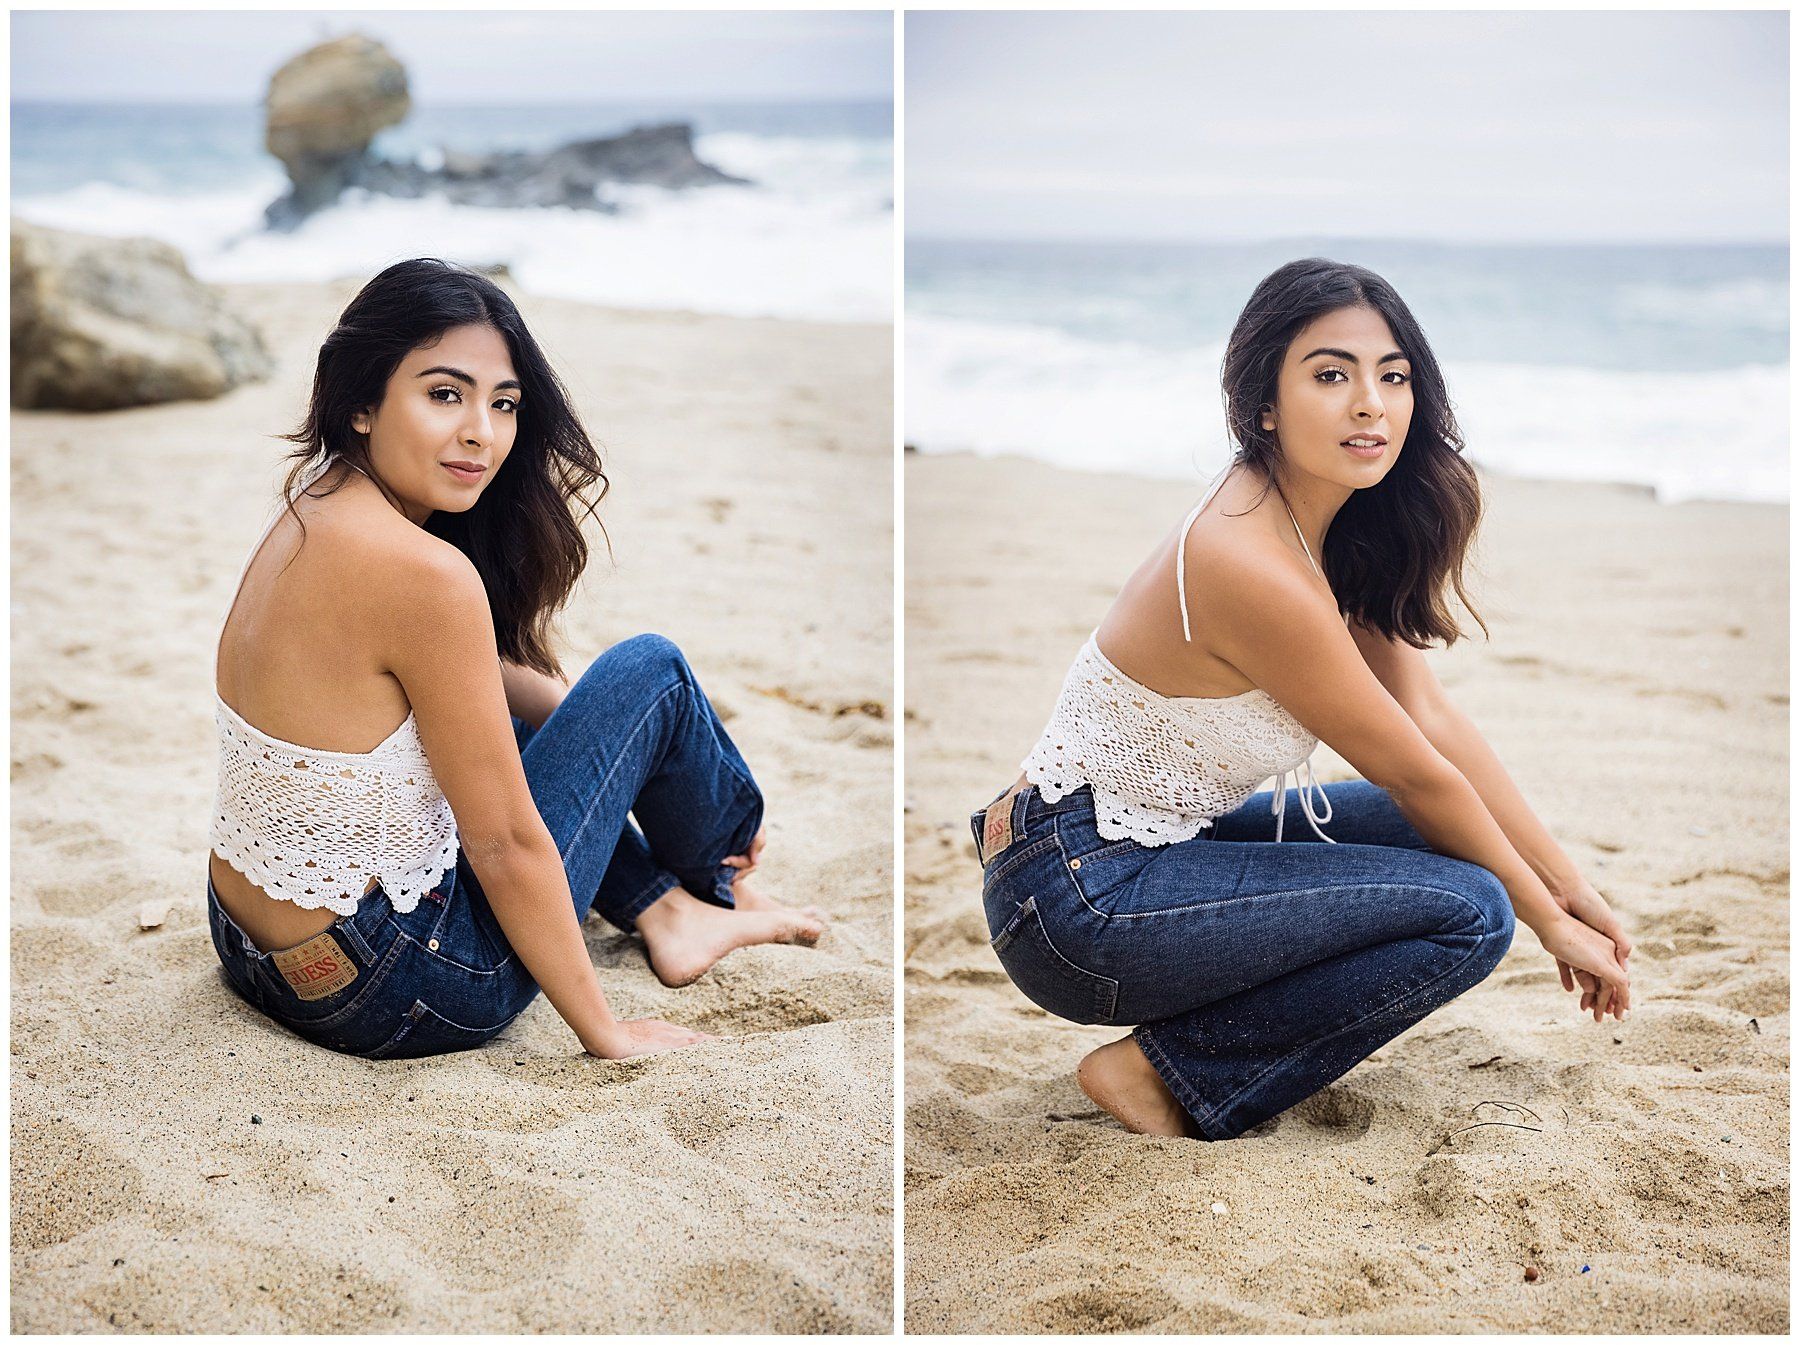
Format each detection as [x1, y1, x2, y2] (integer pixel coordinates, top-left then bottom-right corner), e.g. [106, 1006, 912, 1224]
[206, 633, 763, 1059]
[973, 779, 1515, 1140]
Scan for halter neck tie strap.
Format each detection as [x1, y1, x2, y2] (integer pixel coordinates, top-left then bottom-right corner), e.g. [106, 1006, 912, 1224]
[1279, 494, 1322, 578]
[1175, 460, 1238, 645]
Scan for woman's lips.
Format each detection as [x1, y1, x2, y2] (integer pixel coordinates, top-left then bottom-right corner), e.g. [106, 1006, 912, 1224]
[443, 462, 485, 484]
[1341, 437, 1386, 459]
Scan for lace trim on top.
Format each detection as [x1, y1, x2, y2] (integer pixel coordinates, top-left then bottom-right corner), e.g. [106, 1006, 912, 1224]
[210, 697, 459, 915]
[1022, 634, 1331, 845]
[209, 459, 459, 914]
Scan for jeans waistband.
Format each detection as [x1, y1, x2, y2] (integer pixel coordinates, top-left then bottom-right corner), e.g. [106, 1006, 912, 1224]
[1018, 783, 1095, 822]
[972, 779, 1094, 836]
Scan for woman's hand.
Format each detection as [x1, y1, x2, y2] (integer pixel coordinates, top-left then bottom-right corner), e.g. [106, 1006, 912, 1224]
[582, 1018, 717, 1059]
[1549, 875, 1634, 1017]
[1536, 913, 1630, 1023]
[722, 825, 767, 877]
[1552, 875, 1633, 969]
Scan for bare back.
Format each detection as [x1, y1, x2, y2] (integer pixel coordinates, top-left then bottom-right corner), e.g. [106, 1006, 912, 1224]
[1094, 463, 1333, 700]
[209, 470, 434, 950]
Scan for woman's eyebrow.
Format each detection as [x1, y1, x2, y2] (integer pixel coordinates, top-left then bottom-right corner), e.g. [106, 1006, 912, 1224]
[416, 364, 523, 392]
[1301, 347, 1409, 365]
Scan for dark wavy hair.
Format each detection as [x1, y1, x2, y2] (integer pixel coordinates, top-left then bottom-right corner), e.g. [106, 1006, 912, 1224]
[1221, 257, 1487, 649]
[274, 257, 608, 678]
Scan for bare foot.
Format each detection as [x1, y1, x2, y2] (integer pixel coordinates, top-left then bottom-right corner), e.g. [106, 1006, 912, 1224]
[635, 886, 824, 988]
[729, 876, 825, 924]
[1078, 1035, 1198, 1138]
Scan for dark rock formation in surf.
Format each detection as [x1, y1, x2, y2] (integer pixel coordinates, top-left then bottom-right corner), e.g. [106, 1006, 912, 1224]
[261, 34, 748, 231]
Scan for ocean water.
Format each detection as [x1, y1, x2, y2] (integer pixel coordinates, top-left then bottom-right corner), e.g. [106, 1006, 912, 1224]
[12, 100, 893, 322]
[907, 237, 1788, 503]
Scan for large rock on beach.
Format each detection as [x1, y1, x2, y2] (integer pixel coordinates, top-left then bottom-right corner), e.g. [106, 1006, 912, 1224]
[10, 220, 272, 411]
[263, 33, 410, 230]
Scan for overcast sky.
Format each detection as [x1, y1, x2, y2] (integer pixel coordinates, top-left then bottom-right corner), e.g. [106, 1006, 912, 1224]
[12, 10, 891, 104]
[907, 10, 1787, 245]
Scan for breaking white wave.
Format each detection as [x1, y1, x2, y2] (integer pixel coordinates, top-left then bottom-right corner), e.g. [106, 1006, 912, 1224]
[13, 134, 892, 324]
[907, 313, 1788, 504]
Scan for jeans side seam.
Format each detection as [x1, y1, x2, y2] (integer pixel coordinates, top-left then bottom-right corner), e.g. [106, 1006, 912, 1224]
[1134, 1023, 1232, 1141]
[562, 679, 686, 863]
[1106, 879, 1495, 922]
[675, 658, 759, 801]
[1184, 893, 1495, 1135]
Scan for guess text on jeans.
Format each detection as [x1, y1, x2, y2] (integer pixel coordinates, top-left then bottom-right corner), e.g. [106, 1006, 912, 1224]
[272, 931, 359, 1001]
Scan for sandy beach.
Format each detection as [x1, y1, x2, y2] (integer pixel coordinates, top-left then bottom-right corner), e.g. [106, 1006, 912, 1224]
[11, 281, 894, 1331]
[903, 451, 1787, 1332]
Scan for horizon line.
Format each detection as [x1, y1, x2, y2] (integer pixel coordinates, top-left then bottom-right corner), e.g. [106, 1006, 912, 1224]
[906, 231, 1789, 252]
[11, 93, 894, 108]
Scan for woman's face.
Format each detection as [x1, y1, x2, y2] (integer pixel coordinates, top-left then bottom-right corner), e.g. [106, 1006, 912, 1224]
[1262, 304, 1413, 490]
[351, 323, 521, 524]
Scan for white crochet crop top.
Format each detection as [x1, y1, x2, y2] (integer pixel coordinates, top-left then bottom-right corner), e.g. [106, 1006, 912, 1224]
[1021, 460, 1337, 847]
[209, 460, 459, 915]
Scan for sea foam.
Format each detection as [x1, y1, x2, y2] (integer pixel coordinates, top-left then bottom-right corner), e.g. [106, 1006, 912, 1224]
[907, 313, 1788, 504]
[12, 130, 892, 324]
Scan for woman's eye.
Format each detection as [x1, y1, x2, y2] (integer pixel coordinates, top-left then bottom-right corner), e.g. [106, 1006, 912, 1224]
[431, 386, 519, 413]
[1313, 367, 1411, 386]
[495, 397, 519, 414]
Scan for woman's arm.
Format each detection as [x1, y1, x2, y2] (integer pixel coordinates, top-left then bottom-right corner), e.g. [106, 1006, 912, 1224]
[1190, 536, 1630, 1014]
[1348, 621, 1581, 896]
[1350, 620, 1634, 1007]
[501, 658, 572, 729]
[382, 546, 704, 1057]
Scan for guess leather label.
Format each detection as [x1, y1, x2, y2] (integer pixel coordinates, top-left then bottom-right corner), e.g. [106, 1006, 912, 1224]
[982, 794, 1016, 863]
[272, 930, 359, 1001]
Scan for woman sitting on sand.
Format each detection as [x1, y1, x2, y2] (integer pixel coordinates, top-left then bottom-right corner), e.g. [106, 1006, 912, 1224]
[973, 257, 1633, 1140]
[208, 257, 823, 1061]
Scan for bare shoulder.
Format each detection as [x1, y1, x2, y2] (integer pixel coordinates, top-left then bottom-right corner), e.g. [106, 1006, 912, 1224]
[1180, 500, 1326, 631]
[298, 494, 489, 647]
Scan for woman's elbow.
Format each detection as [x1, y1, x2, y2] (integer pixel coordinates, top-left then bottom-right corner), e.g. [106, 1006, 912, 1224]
[1367, 752, 1464, 809]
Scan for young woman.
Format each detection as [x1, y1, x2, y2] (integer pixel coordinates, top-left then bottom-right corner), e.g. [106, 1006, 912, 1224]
[973, 258, 1634, 1140]
[207, 257, 823, 1061]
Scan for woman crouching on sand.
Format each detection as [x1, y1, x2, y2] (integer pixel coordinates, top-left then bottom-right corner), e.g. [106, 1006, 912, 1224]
[207, 257, 823, 1061]
[973, 257, 1633, 1139]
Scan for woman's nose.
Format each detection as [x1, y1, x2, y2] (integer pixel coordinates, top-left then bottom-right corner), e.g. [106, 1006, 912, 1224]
[463, 405, 494, 446]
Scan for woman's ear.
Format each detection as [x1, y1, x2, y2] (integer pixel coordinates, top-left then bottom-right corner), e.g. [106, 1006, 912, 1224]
[1260, 402, 1276, 433]
[350, 408, 371, 436]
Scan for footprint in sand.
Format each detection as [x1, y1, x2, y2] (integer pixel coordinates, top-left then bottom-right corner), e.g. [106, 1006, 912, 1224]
[1015, 1284, 1178, 1334]
[687, 985, 835, 1034]
[1638, 905, 1721, 933]
[664, 1256, 865, 1333]
[1627, 1004, 1762, 1065]
[1713, 971, 1788, 1016]
[1291, 1084, 1377, 1138]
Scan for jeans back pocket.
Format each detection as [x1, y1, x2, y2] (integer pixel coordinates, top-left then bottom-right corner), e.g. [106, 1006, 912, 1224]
[365, 999, 507, 1060]
[989, 894, 1119, 1026]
